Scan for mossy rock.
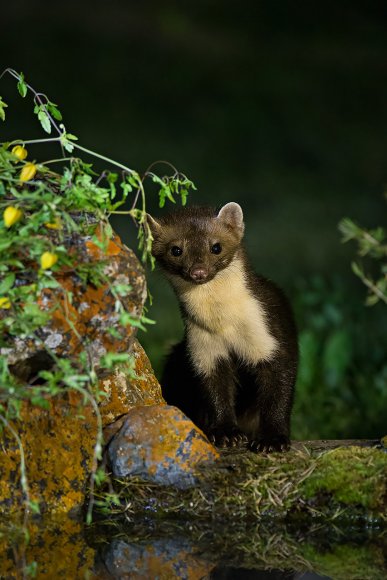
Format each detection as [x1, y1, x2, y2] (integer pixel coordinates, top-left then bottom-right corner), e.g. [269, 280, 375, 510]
[302, 446, 387, 509]
[109, 444, 387, 521]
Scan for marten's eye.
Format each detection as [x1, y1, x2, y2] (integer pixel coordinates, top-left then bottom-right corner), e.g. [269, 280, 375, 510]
[211, 243, 222, 255]
[170, 246, 183, 257]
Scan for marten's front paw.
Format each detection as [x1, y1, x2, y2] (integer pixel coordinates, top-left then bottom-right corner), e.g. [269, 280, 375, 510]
[249, 435, 290, 453]
[208, 427, 248, 448]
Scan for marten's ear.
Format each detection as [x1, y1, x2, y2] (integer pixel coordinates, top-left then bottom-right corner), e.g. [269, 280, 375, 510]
[146, 213, 162, 238]
[217, 202, 244, 237]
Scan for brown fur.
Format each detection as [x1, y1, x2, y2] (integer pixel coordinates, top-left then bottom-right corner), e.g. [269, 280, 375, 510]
[147, 203, 298, 452]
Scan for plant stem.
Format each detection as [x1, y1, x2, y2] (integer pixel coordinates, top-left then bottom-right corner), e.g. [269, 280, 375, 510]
[0, 414, 31, 511]
[357, 271, 387, 305]
[7, 137, 60, 146]
[72, 143, 135, 175]
[40, 158, 74, 166]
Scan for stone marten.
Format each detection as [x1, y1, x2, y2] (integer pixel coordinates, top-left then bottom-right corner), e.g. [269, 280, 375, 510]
[147, 202, 298, 452]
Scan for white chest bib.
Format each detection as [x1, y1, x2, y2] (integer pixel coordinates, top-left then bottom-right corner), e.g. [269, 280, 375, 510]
[181, 258, 278, 376]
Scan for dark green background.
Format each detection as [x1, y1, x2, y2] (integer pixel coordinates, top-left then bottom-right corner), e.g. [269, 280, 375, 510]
[1, 0, 386, 438]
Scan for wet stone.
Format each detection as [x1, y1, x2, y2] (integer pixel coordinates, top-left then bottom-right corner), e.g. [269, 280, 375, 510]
[108, 404, 219, 489]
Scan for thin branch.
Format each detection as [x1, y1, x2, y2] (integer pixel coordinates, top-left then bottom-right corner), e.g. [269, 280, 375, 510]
[72, 142, 135, 175]
[357, 271, 387, 305]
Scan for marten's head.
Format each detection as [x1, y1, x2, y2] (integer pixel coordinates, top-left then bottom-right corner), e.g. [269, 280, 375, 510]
[146, 202, 244, 285]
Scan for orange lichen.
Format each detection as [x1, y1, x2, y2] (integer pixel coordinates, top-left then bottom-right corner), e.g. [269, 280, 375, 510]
[85, 237, 122, 260]
[1, 226, 162, 514]
[99, 339, 165, 427]
[0, 516, 95, 577]
[107, 541, 213, 579]
[0, 393, 98, 514]
[109, 405, 219, 486]
[4, 228, 146, 372]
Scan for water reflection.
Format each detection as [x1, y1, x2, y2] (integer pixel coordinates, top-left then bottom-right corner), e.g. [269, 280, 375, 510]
[98, 536, 331, 578]
[1, 516, 385, 579]
[211, 570, 328, 579]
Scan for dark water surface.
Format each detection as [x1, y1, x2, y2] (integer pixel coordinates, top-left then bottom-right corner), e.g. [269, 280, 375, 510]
[1, 516, 385, 579]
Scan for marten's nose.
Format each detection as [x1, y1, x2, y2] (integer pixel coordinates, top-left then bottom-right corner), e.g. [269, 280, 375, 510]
[190, 266, 208, 282]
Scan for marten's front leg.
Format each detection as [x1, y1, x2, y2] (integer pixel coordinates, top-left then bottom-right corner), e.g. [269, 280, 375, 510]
[199, 359, 248, 448]
[248, 361, 295, 453]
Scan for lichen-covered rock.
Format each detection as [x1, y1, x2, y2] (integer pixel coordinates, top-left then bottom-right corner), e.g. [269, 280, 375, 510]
[101, 538, 213, 579]
[108, 405, 219, 488]
[0, 516, 95, 578]
[0, 219, 173, 514]
[0, 392, 97, 514]
[2, 228, 146, 379]
[99, 339, 164, 428]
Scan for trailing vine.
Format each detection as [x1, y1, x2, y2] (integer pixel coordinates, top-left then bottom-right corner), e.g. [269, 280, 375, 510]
[0, 68, 196, 522]
[339, 199, 387, 306]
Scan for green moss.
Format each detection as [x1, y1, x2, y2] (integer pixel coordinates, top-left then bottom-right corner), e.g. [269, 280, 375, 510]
[302, 543, 386, 580]
[106, 445, 387, 522]
[301, 447, 387, 509]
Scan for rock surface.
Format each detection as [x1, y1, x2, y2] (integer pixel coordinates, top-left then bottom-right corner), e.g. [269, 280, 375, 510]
[0, 516, 95, 578]
[101, 538, 212, 579]
[99, 339, 164, 428]
[0, 392, 97, 514]
[2, 228, 146, 380]
[108, 405, 219, 488]
[0, 336, 167, 514]
[0, 226, 164, 515]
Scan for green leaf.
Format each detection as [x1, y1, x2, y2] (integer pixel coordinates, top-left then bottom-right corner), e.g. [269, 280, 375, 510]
[366, 293, 380, 306]
[63, 141, 74, 153]
[65, 132, 78, 141]
[37, 108, 51, 134]
[351, 261, 364, 278]
[31, 395, 50, 409]
[119, 311, 146, 331]
[60, 132, 78, 153]
[0, 273, 15, 294]
[180, 188, 188, 205]
[338, 217, 361, 242]
[100, 352, 133, 369]
[47, 102, 62, 121]
[113, 283, 133, 296]
[140, 315, 156, 325]
[17, 73, 28, 98]
[28, 499, 41, 514]
[0, 239, 13, 252]
[0, 97, 8, 121]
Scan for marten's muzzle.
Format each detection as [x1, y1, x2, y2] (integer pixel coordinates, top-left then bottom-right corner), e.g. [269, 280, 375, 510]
[189, 265, 209, 283]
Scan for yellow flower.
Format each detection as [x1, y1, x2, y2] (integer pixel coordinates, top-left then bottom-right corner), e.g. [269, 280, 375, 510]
[20, 162, 37, 182]
[11, 145, 28, 161]
[40, 251, 58, 270]
[0, 297, 11, 309]
[3, 206, 23, 228]
[45, 217, 62, 230]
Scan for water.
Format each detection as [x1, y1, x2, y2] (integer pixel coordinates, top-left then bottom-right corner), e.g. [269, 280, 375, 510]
[1, 515, 385, 579]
